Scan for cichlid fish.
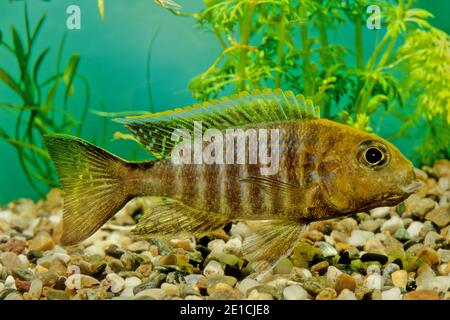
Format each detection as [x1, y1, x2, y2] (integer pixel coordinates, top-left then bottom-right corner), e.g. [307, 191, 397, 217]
[44, 90, 422, 264]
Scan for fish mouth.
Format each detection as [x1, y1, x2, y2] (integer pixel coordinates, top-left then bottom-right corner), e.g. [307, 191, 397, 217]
[401, 180, 424, 194]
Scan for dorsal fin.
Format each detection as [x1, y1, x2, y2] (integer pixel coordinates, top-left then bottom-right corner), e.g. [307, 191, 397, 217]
[115, 89, 319, 159]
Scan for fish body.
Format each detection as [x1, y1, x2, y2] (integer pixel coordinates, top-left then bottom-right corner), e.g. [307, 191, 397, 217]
[44, 90, 420, 263]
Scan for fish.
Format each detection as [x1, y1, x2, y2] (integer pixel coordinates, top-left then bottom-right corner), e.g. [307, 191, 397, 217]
[44, 89, 422, 265]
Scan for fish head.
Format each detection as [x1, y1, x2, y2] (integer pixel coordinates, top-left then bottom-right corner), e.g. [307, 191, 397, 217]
[317, 122, 422, 215]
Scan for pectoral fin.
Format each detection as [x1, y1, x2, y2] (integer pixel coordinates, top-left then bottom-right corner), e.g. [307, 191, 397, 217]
[242, 220, 305, 264]
[132, 198, 228, 239]
[240, 176, 301, 199]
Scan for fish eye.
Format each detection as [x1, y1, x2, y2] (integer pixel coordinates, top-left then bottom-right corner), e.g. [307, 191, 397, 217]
[365, 147, 384, 165]
[357, 140, 390, 170]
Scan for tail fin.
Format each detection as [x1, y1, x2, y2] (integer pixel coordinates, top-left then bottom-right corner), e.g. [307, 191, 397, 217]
[44, 134, 133, 246]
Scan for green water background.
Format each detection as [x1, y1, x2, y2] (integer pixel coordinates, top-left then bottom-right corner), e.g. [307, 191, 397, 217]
[0, 0, 448, 204]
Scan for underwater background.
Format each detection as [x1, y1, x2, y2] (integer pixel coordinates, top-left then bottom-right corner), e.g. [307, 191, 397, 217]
[0, 0, 449, 204]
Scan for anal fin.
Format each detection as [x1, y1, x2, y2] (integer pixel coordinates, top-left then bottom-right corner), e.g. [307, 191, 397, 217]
[131, 198, 228, 239]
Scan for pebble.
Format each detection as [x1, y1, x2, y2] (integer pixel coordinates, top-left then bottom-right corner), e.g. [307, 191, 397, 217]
[283, 284, 308, 300]
[65, 274, 100, 290]
[365, 274, 384, 290]
[127, 240, 150, 252]
[336, 289, 357, 300]
[336, 218, 358, 233]
[124, 276, 142, 288]
[223, 237, 242, 255]
[425, 207, 450, 227]
[335, 273, 356, 293]
[161, 283, 180, 296]
[135, 288, 166, 300]
[0, 252, 22, 269]
[237, 278, 259, 295]
[370, 207, 390, 218]
[28, 231, 54, 251]
[158, 254, 177, 266]
[381, 216, 404, 234]
[230, 222, 252, 238]
[310, 261, 329, 275]
[363, 236, 386, 254]
[424, 231, 443, 248]
[381, 287, 402, 300]
[347, 230, 374, 247]
[315, 241, 338, 257]
[316, 288, 337, 300]
[247, 289, 274, 300]
[404, 290, 440, 300]
[273, 258, 293, 274]
[170, 239, 194, 251]
[47, 290, 70, 300]
[326, 266, 343, 283]
[4, 292, 24, 300]
[106, 273, 125, 293]
[29, 279, 43, 299]
[203, 260, 224, 277]
[416, 247, 440, 265]
[3, 238, 26, 254]
[437, 249, 450, 263]
[407, 221, 424, 238]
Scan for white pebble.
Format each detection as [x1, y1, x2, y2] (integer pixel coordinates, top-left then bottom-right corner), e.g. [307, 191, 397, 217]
[407, 221, 424, 238]
[124, 276, 142, 288]
[161, 283, 180, 296]
[326, 266, 343, 282]
[347, 230, 374, 247]
[365, 274, 384, 290]
[17, 254, 29, 268]
[184, 274, 205, 286]
[336, 289, 357, 300]
[5, 275, 16, 289]
[224, 237, 242, 255]
[230, 222, 252, 238]
[283, 284, 308, 300]
[370, 207, 390, 218]
[0, 282, 4, 292]
[381, 287, 402, 300]
[84, 244, 105, 257]
[237, 278, 259, 295]
[248, 289, 274, 300]
[380, 216, 404, 234]
[106, 273, 125, 293]
[52, 253, 71, 264]
[185, 295, 203, 300]
[29, 279, 43, 299]
[203, 260, 224, 277]
[120, 287, 135, 297]
[135, 288, 166, 299]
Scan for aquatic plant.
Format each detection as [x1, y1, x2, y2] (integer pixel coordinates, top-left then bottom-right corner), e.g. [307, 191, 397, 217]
[0, 5, 93, 194]
[166, 0, 449, 165]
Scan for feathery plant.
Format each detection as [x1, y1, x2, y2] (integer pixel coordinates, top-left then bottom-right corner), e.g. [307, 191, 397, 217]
[0, 5, 93, 195]
[163, 0, 449, 166]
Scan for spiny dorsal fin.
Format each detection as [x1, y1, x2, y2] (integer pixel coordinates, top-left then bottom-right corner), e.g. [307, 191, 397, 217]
[115, 89, 319, 159]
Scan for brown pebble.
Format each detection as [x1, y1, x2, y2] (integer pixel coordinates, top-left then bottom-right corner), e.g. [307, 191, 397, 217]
[4, 238, 26, 254]
[159, 254, 177, 266]
[416, 247, 440, 265]
[28, 231, 54, 252]
[335, 273, 356, 293]
[15, 279, 31, 292]
[316, 288, 337, 300]
[404, 290, 440, 300]
[425, 207, 450, 227]
[302, 230, 324, 242]
[310, 261, 329, 275]
[136, 264, 153, 277]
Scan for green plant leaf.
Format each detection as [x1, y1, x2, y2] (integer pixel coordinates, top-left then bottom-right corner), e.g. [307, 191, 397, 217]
[11, 27, 27, 79]
[63, 54, 80, 99]
[0, 68, 21, 94]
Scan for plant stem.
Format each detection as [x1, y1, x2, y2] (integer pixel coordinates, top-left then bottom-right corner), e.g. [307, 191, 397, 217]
[355, 17, 363, 69]
[299, 4, 311, 96]
[236, 1, 255, 92]
[275, 12, 286, 88]
[356, 33, 398, 114]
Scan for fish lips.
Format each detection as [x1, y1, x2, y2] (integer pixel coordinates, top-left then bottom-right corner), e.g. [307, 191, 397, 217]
[401, 180, 424, 194]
